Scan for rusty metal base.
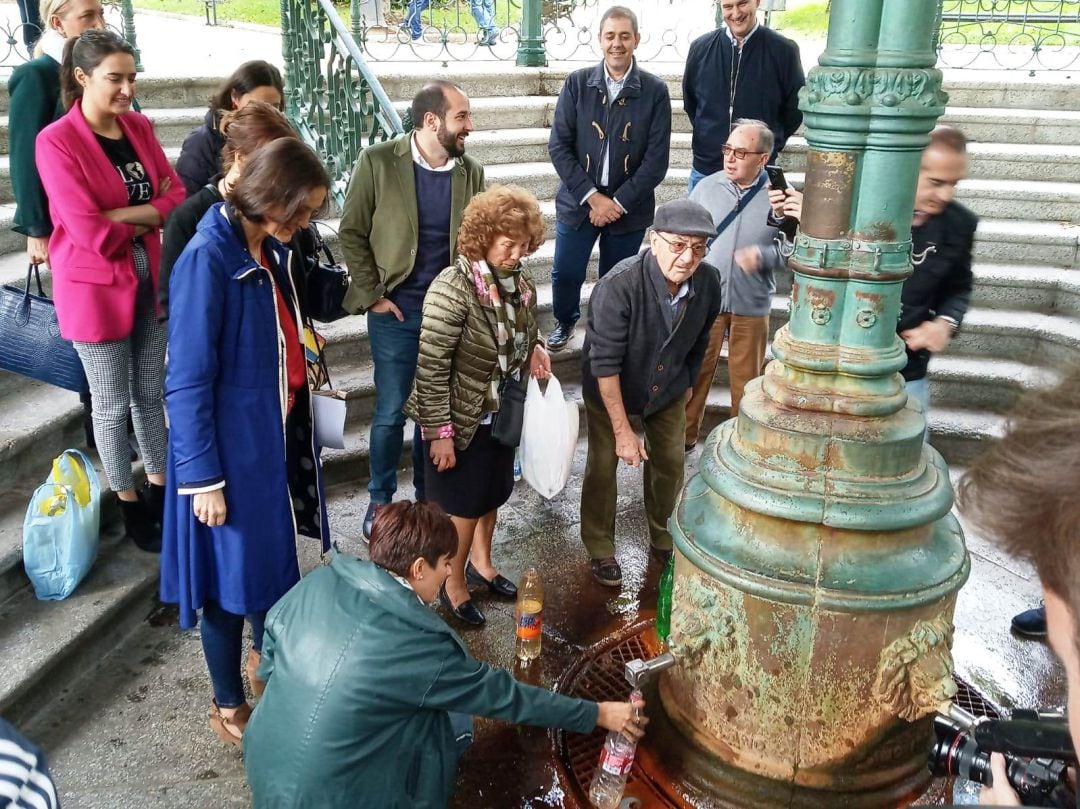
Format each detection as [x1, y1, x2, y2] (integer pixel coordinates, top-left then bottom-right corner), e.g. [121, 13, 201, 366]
[640, 674, 945, 809]
[553, 623, 965, 808]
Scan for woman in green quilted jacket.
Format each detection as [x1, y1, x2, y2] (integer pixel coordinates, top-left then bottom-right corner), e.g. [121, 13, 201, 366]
[405, 185, 551, 627]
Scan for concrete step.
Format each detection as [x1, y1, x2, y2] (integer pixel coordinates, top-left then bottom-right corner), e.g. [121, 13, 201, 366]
[0, 105, 205, 156]
[773, 138, 1080, 185]
[941, 106, 1080, 147]
[0, 377, 85, 494]
[407, 96, 1080, 147]
[0, 522, 160, 725]
[0, 76, 223, 114]
[374, 66, 1080, 113]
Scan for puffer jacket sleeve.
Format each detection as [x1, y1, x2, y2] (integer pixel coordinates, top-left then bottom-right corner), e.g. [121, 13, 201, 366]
[412, 267, 470, 438]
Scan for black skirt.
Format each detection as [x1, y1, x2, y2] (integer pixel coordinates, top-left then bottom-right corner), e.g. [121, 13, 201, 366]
[423, 423, 514, 519]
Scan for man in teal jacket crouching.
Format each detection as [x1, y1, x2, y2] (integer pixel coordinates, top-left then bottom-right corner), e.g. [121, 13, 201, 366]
[243, 501, 644, 808]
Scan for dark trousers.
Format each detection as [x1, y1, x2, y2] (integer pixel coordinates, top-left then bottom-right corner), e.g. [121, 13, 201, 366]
[551, 219, 645, 326]
[200, 600, 266, 708]
[580, 393, 686, 559]
[366, 308, 426, 504]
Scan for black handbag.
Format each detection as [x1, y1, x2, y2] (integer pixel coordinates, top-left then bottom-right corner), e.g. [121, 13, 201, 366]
[0, 265, 88, 394]
[302, 222, 349, 323]
[490, 373, 528, 448]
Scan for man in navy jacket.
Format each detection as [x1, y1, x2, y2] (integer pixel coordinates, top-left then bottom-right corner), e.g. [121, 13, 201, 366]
[683, 0, 804, 190]
[546, 5, 672, 351]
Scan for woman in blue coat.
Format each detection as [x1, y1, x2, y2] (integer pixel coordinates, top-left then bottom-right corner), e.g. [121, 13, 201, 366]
[160, 137, 332, 746]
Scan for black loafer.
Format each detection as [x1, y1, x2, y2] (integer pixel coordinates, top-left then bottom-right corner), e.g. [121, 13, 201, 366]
[590, 557, 622, 587]
[465, 562, 518, 598]
[362, 502, 384, 543]
[439, 585, 487, 626]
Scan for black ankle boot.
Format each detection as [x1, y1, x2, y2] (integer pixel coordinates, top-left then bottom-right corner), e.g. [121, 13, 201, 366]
[120, 496, 162, 553]
[142, 481, 165, 527]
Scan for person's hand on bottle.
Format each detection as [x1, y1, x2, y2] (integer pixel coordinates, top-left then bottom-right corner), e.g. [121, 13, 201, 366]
[597, 698, 648, 741]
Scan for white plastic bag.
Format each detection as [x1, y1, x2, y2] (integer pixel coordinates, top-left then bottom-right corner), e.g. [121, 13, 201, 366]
[519, 374, 579, 499]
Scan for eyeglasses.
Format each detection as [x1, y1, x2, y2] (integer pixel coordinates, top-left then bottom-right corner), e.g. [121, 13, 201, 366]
[654, 232, 708, 258]
[722, 144, 767, 160]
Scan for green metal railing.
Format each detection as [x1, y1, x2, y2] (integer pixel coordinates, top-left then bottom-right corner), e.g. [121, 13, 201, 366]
[0, 0, 141, 72]
[937, 0, 1080, 70]
[280, 0, 404, 208]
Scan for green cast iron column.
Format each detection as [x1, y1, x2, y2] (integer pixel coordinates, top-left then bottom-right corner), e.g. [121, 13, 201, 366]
[515, 0, 546, 67]
[652, 0, 971, 805]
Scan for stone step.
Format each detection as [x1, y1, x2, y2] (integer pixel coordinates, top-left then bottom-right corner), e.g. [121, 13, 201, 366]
[374, 66, 1080, 113]
[0, 522, 160, 725]
[0, 76, 223, 114]
[407, 96, 1080, 147]
[942, 106, 1080, 147]
[0, 105, 205, 155]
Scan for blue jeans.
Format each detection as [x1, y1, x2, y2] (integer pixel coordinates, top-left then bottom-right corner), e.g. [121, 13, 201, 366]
[688, 166, 710, 193]
[404, 0, 495, 37]
[367, 308, 426, 504]
[200, 600, 266, 708]
[551, 219, 646, 326]
[906, 376, 930, 441]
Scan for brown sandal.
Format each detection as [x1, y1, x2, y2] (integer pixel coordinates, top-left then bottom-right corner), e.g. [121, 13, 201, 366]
[208, 700, 252, 746]
[246, 648, 265, 698]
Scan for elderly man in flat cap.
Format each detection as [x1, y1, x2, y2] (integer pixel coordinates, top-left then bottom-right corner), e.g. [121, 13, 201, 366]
[580, 198, 723, 586]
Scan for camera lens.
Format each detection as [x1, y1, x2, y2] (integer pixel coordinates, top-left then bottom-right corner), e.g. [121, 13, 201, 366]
[929, 729, 992, 785]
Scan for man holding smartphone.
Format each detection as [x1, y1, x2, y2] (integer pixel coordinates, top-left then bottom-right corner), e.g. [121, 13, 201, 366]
[684, 119, 787, 450]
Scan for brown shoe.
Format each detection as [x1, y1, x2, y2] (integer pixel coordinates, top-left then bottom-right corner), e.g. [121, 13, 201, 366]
[246, 648, 265, 697]
[208, 700, 252, 746]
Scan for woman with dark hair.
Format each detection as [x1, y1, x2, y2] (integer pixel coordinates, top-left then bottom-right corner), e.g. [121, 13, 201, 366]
[242, 500, 645, 808]
[159, 100, 297, 319]
[160, 137, 332, 746]
[405, 185, 551, 627]
[9, 0, 106, 449]
[36, 29, 185, 550]
[175, 59, 285, 196]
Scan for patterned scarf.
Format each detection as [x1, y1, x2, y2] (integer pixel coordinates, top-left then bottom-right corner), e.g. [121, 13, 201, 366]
[459, 256, 533, 406]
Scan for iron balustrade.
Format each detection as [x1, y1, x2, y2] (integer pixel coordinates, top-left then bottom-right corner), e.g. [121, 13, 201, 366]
[280, 0, 404, 209]
[937, 0, 1080, 70]
[0, 1, 141, 73]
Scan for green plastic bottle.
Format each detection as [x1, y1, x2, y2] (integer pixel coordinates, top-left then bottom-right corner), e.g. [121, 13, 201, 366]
[656, 554, 674, 645]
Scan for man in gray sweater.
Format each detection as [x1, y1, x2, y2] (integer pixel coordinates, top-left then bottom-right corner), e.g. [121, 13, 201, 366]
[685, 118, 784, 449]
[580, 200, 722, 586]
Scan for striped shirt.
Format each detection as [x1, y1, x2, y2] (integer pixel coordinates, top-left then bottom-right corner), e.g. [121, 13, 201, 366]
[0, 720, 59, 809]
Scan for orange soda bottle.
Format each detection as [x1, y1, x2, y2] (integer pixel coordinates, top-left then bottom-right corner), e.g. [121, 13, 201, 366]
[515, 568, 544, 661]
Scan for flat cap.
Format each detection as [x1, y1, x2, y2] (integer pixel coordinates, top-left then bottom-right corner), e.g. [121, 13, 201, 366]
[651, 199, 716, 239]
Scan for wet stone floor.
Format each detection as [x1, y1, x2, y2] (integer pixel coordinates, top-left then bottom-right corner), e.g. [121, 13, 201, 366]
[18, 443, 1059, 808]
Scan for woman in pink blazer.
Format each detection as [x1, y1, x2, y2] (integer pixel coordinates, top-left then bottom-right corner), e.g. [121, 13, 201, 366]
[37, 29, 184, 550]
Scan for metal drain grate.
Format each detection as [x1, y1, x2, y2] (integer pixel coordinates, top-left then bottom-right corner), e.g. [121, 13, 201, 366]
[555, 623, 1001, 807]
[557, 627, 673, 804]
[951, 675, 1002, 720]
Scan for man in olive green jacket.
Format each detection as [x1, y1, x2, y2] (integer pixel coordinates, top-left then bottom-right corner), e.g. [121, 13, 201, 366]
[339, 80, 485, 538]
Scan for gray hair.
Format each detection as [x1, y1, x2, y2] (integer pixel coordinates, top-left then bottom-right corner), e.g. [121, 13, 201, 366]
[731, 118, 775, 156]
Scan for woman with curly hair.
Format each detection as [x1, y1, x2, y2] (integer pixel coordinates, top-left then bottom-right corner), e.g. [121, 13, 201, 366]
[405, 185, 551, 627]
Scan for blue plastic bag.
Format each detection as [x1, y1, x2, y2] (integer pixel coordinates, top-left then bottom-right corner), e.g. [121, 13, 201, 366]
[23, 449, 101, 600]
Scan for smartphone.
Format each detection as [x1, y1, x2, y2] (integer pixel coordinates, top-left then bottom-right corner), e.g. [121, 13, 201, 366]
[766, 164, 788, 190]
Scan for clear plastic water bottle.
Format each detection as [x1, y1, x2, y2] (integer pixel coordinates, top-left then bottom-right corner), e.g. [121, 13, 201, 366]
[513, 449, 522, 481]
[514, 568, 544, 661]
[588, 688, 642, 808]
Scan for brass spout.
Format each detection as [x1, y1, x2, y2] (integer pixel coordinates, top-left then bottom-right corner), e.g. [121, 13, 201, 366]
[625, 652, 676, 688]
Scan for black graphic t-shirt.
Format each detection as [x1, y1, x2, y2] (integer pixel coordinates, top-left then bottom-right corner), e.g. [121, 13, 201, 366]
[95, 133, 152, 205]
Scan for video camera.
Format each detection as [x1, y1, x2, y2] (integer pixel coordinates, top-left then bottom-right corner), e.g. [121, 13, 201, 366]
[929, 703, 1077, 807]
